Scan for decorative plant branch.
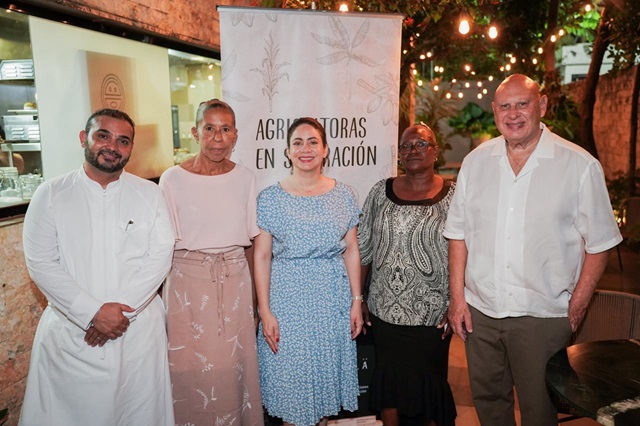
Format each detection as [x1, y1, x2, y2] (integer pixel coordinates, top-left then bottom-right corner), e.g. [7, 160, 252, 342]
[312, 17, 378, 67]
[222, 50, 251, 103]
[251, 31, 291, 112]
[357, 73, 399, 125]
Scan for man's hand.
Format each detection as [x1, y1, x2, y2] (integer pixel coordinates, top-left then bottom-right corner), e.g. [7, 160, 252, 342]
[448, 298, 473, 342]
[84, 327, 111, 347]
[91, 303, 135, 339]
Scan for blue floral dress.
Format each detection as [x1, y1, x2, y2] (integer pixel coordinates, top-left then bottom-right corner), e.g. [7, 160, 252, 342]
[257, 181, 360, 426]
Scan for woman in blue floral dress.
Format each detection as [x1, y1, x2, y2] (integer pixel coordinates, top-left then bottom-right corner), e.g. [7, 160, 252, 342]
[254, 117, 363, 426]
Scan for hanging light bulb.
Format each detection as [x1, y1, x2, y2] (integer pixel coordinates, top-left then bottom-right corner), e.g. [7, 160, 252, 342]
[434, 85, 439, 91]
[477, 93, 483, 99]
[550, 34, 557, 43]
[585, 4, 592, 12]
[464, 82, 471, 88]
[458, 92, 464, 99]
[538, 47, 544, 54]
[338, 2, 348, 12]
[417, 80, 423, 87]
[419, 54, 426, 60]
[532, 58, 538, 65]
[446, 93, 452, 99]
[458, 17, 471, 35]
[488, 25, 498, 39]
[464, 64, 471, 72]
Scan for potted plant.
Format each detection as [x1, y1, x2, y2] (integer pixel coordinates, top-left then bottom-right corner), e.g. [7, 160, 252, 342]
[414, 80, 457, 169]
[447, 102, 499, 150]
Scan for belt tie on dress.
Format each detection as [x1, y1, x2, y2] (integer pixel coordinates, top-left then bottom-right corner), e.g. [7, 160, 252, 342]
[175, 248, 246, 336]
[205, 252, 231, 336]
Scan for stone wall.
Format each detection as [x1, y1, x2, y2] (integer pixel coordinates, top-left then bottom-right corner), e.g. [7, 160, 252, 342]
[0, 220, 46, 426]
[1, 1, 254, 422]
[27, 0, 254, 50]
[567, 65, 640, 178]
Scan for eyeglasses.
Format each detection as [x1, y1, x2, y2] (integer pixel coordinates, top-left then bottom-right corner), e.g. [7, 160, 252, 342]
[398, 139, 436, 154]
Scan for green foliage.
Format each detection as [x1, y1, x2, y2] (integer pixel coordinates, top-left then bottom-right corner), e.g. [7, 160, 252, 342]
[607, 1, 640, 70]
[541, 72, 581, 144]
[447, 102, 498, 139]
[414, 81, 457, 168]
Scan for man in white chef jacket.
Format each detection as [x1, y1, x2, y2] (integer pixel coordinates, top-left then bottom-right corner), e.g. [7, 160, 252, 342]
[20, 109, 175, 426]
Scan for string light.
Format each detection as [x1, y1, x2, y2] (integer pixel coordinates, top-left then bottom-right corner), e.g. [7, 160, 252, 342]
[417, 80, 423, 87]
[477, 93, 483, 99]
[538, 47, 544, 54]
[585, 4, 592, 12]
[558, 29, 565, 36]
[446, 93, 452, 99]
[488, 76, 494, 81]
[426, 52, 433, 58]
[550, 35, 557, 42]
[505, 64, 511, 71]
[419, 54, 426, 60]
[338, 3, 348, 12]
[464, 64, 471, 72]
[532, 58, 538, 64]
[477, 81, 483, 87]
[464, 82, 471, 88]
[434, 85, 439, 91]
[488, 25, 498, 39]
[458, 92, 464, 99]
[510, 57, 516, 64]
[412, 69, 418, 75]
[458, 17, 470, 35]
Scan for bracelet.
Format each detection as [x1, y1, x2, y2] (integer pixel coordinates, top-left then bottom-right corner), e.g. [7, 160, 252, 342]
[352, 295, 364, 302]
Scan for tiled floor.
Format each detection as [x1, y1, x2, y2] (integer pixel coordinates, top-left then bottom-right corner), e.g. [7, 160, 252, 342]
[449, 243, 640, 425]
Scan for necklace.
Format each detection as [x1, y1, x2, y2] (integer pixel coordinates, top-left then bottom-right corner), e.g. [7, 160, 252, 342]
[507, 149, 529, 174]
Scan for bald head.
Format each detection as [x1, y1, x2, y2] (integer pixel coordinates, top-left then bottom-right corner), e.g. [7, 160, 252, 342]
[495, 74, 541, 100]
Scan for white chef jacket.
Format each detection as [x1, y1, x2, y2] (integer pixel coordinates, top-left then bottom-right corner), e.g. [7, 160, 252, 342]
[444, 124, 622, 318]
[19, 167, 175, 426]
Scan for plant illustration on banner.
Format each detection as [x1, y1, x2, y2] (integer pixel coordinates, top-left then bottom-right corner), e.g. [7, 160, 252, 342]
[357, 73, 400, 126]
[251, 31, 291, 112]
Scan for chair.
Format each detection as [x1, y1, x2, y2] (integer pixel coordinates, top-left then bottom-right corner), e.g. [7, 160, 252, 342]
[571, 289, 640, 344]
[555, 290, 640, 422]
[617, 196, 640, 271]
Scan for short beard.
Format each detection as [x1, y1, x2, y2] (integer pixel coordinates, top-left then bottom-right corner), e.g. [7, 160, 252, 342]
[84, 145, 129, 173]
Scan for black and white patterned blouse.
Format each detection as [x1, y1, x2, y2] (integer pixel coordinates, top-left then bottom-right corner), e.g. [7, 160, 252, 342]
[358, 178, 455, 327]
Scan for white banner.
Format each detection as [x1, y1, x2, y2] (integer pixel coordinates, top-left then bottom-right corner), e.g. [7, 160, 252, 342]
[219, 6, 402, 203]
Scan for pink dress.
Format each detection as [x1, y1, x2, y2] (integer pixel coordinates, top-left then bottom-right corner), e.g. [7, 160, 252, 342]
[159, 164, 263, 426]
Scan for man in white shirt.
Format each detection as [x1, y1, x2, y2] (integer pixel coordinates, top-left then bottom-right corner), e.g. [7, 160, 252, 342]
[444, 74, 622, 426]
[20, 109, 175, 426]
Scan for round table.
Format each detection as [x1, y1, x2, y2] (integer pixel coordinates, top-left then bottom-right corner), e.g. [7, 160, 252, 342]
[546, 339, 640, 425]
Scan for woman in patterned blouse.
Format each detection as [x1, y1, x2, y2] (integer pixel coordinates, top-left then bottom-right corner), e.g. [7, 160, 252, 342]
[357, 123, 457, 426]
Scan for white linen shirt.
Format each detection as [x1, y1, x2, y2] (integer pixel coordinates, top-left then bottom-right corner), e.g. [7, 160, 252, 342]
[444, 124, 622, 318]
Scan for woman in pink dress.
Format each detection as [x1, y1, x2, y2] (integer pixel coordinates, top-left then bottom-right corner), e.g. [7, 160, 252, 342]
[159, 99, 263, 426]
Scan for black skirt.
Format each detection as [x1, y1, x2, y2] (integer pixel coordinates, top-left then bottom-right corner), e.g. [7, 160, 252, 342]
[368, 314, 457, 426]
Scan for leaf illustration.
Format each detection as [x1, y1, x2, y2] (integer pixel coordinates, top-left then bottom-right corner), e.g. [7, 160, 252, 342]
[266, 14, 278, 22]
[317, 51, 350, 65]
[312, 17, 377, 69]
[329, 16, 350, 48]
[352, 53, 379, 67]
[367, 96, 382, 113]
[352, 20, 370, 48]
[311, 32, 349, 50]
[222, 90, 250, 102]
